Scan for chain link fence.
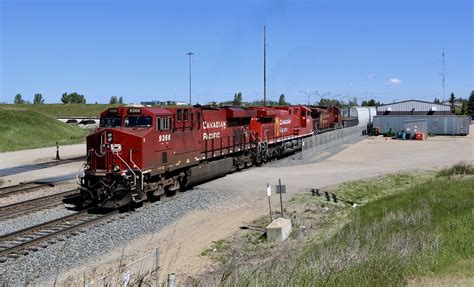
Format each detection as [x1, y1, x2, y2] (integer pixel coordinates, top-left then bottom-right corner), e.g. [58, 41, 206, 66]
[86, 248, 160, 287]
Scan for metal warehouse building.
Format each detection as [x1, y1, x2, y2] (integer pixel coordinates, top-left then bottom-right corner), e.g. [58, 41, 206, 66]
[374, 100, 470, 135]
[376, 100, 452, 115]
[373, 115, 470, 135]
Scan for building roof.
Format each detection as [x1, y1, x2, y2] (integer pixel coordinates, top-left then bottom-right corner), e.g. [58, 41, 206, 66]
[377, 100, 451, 112]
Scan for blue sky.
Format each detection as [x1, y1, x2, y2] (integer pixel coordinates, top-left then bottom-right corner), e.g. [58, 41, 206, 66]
[1, 0, 472, 104]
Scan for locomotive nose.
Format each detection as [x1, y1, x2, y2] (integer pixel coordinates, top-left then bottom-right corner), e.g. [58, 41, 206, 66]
[87, 128, 141, 174]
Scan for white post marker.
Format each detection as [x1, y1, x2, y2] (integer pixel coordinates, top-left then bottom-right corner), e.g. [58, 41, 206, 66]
[122, 271, 131, 287]
[267, 183, 273, 222]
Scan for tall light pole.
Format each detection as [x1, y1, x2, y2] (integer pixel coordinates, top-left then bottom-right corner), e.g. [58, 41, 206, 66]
[186, 52, 194, 105]
[299, 90, 318, 105]
[441, 48, 446, 102]
[263, 26, 267, 106]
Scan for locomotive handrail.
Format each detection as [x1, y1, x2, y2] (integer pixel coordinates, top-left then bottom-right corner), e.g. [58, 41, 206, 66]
[129, 149, 144, 191]
[113, 151, 137, 189]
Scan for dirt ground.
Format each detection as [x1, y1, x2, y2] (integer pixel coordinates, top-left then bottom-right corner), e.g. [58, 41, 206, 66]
[55, 133, 473, 285]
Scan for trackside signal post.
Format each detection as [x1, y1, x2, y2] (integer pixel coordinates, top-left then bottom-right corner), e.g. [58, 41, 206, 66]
[276, 178, 286, 218]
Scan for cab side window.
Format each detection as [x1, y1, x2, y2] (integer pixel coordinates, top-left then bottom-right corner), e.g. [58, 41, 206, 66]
[157, 117, 172, 131]
[184, 109, 189, 121]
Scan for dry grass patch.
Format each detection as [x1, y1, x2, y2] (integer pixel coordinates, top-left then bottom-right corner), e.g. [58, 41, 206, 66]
[194, 167, 474, 286]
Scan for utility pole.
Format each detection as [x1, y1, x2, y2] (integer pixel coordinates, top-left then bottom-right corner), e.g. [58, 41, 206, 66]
[442, 48, 446, 102]
[186, 52, 194, 105]
[263, 25, 267, 106]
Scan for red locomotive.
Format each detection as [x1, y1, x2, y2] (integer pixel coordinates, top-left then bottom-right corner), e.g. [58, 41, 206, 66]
[309, 105, 343, 133]
[80, 105, 313, 209]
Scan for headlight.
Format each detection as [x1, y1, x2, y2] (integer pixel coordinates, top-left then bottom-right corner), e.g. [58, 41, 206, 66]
[113, 165, 121, 172]
[110, 144, 122, 152]
[107, 132, 113, 142]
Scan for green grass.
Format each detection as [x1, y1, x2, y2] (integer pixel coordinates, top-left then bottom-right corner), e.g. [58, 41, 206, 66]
[201, 239, 234, 263]
[222, 175, 474, 286]
[0, 104, 119, 117]
[437, 162, 474, 177]
[0, 108, 90, 152]
[335, 172, 434, 204]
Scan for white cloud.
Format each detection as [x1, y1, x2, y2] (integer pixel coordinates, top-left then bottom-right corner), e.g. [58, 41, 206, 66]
[384, 78, 402, 86]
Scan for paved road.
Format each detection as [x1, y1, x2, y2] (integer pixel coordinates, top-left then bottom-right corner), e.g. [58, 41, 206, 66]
[0, 144, 85, 186]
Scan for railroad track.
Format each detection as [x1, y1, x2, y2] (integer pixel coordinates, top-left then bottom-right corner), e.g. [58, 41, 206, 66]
[0, 209, 119, 262]
[0, 183, 55, 198]
[0, 189, 79, 220]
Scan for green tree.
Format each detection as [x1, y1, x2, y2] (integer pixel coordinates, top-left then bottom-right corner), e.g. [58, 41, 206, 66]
[118, 96, 123, 104]
[362, 99, 378, 106]
[109, 96, 118, 104]
[348, 97, 358, 106]
[278, 94, 287, 106]
[319, 98, 342, 107]
[233, 92, 243, 106]
[449, 92, 456, 111]
[33, 93, 44, 104]
[61, 92, 86, 104]
[14, 93, 25, 104]
[468, 90, 474, 116]
[460, 101, 468, 115]
[434, 98, 441, 104]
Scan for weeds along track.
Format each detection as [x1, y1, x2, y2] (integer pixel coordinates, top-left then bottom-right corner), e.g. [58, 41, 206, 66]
[0, 189, 79, 220]
[0, 183, 55, 198]
[0, 209, 119, 262]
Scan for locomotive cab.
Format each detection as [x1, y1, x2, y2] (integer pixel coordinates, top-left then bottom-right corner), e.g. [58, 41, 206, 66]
[81, 106, 159, 209]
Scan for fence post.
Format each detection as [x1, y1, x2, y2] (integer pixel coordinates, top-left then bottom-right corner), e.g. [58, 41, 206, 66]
[167, 273, 176, 287]
[155, 248, 160, 287]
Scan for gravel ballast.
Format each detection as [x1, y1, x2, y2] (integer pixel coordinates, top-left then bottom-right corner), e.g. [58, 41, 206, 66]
[0, 189, 224, 285]
[0, 206, 77, 237]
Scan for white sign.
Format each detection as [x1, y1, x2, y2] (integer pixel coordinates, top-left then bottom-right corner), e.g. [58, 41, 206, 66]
[266, 186, 272, 197]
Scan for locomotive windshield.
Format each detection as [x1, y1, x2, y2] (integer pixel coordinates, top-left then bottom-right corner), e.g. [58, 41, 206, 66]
[124, 116, 152, 128]
[100, 117, 122, 128]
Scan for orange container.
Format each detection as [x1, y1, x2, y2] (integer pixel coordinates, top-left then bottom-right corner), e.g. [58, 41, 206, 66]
[415, 132, 424, 140]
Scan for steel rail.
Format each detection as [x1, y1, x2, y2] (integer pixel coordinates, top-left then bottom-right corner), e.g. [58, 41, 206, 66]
[0, 209, 119, 259]
[0, 189, 79, 220]
[0, 183, 53, 198]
